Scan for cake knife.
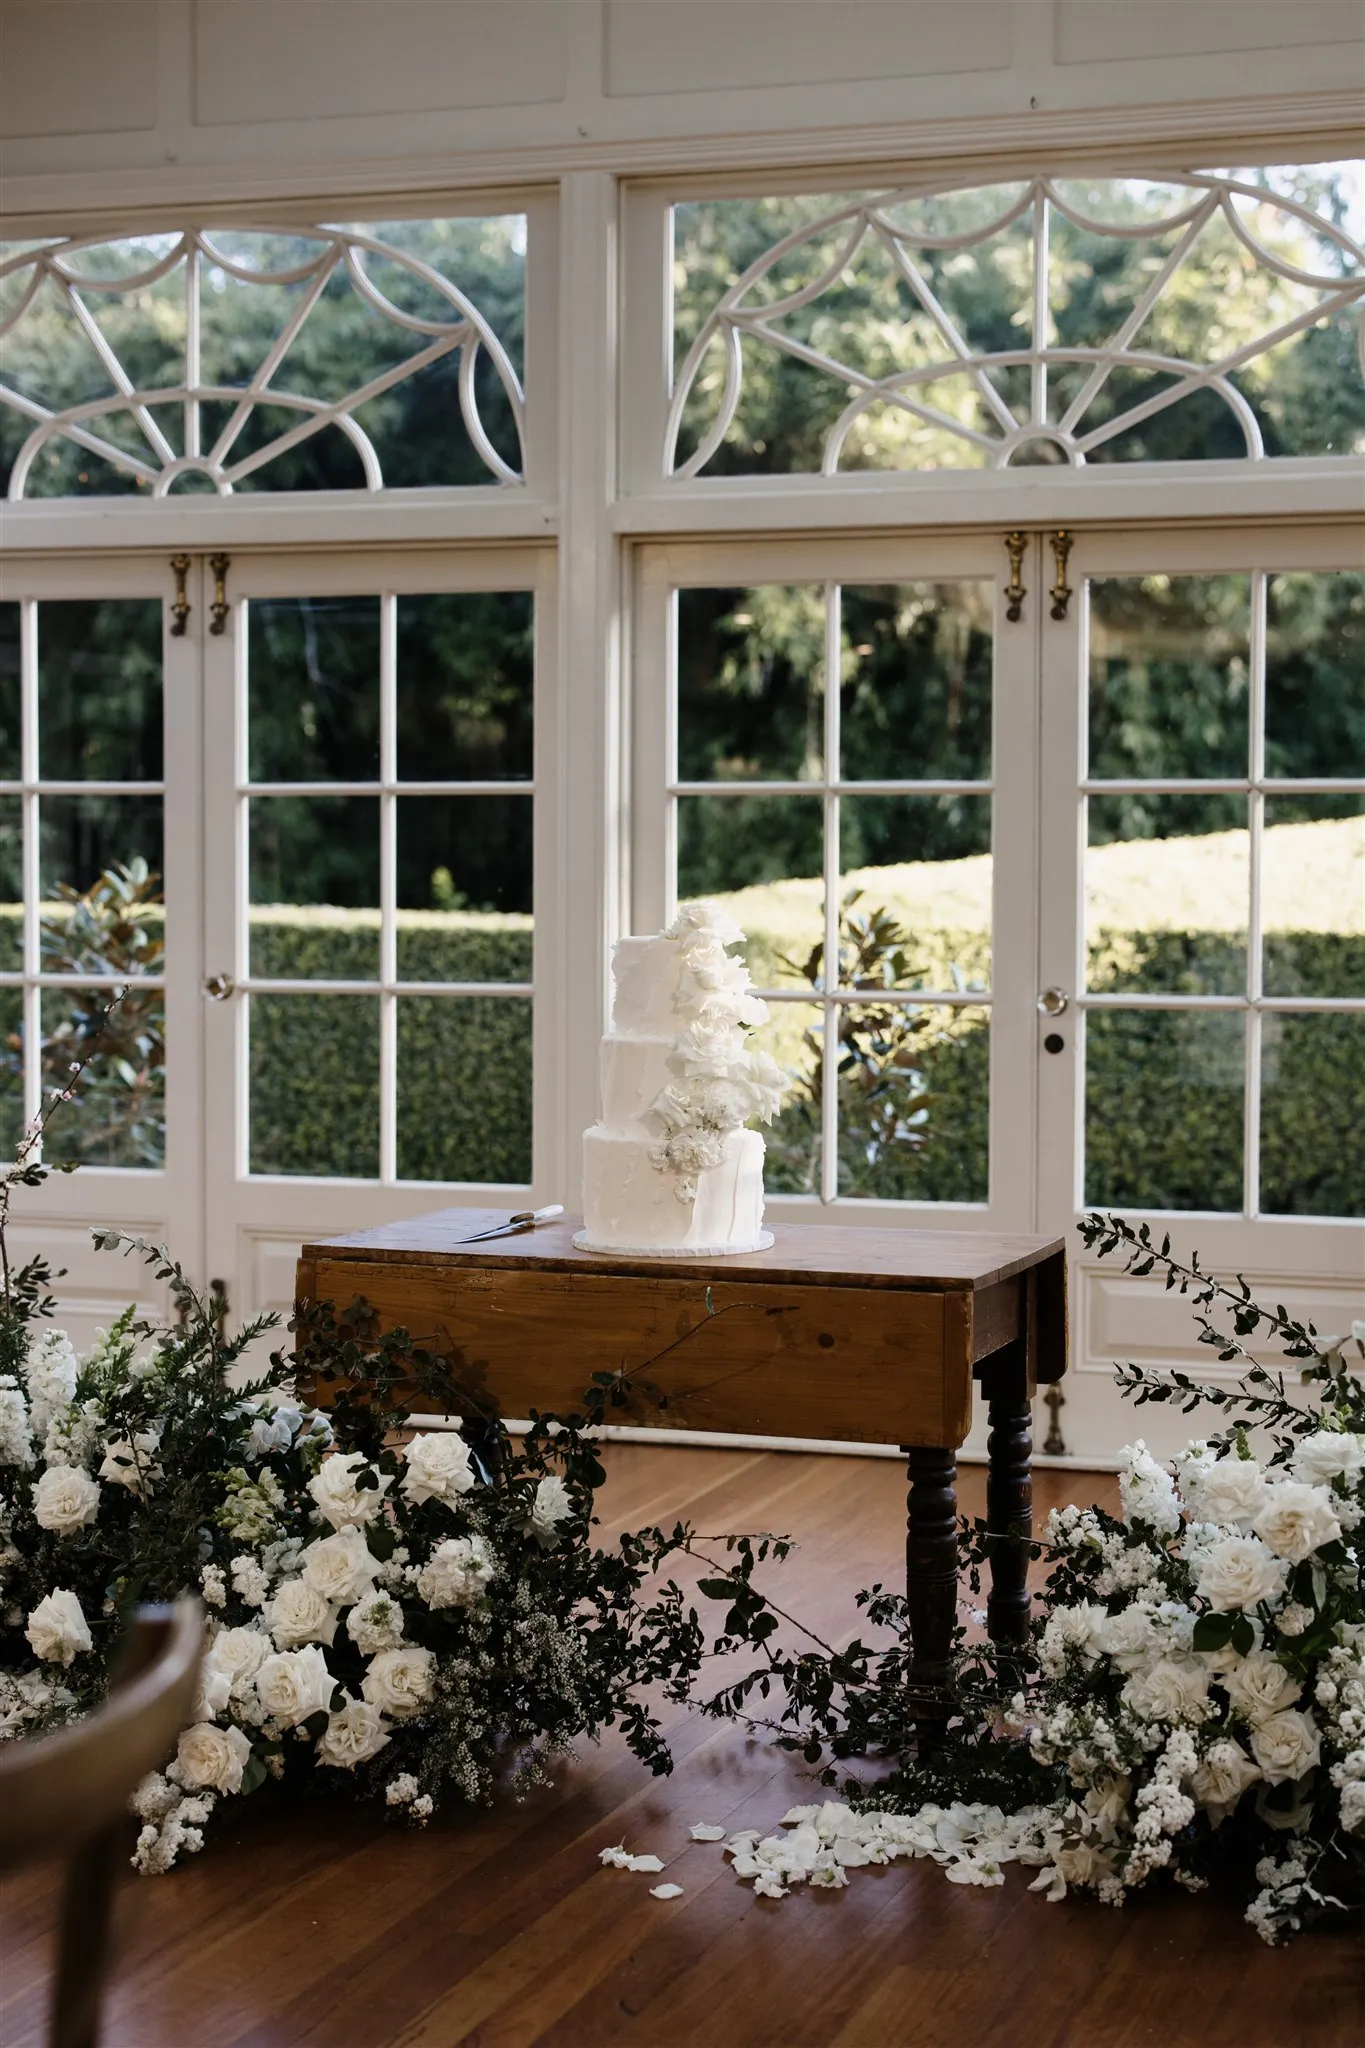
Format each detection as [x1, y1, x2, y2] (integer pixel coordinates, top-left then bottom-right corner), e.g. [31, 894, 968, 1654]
[453, 1204, 564, 1245]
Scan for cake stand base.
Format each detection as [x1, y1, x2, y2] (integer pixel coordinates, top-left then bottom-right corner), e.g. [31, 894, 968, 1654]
[572, 1230, 774, 1259]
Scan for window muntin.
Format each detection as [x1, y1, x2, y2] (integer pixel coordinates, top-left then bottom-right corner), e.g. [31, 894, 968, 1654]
[0, 217, 526, 498]
[669, 578, 994, 1206]
[669, 166, 1365, 478]
[1080, 568, 1365, 1220]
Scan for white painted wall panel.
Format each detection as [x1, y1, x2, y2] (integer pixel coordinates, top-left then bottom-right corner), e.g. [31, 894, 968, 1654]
[604, 1, 1013, 97]
[0, 1, 159, 138]
[1055, 0, 1364, 65]
[192, 0, 568, 127]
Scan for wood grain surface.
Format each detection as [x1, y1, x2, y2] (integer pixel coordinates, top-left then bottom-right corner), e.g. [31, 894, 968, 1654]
[2, 1446, 1357, 2048]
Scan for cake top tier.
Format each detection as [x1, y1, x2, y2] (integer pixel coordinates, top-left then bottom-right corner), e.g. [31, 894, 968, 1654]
[610, 901, 757, 1038]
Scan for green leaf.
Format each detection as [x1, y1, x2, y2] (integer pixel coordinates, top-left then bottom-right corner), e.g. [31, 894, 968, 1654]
[1192, 1611, 1233, 1651]
[1229, 1613, 1255, 1656]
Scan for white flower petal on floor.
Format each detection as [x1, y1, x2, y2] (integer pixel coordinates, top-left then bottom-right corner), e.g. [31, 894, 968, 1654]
[649, 1883, 685, 1899]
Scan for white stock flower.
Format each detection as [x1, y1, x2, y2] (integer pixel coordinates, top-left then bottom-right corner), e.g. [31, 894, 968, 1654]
[1190, 1739, 1262, 1824]
[1291, 1431, 1365, 1488]
[230, 1554, 270, 1607]
[1183, 1455, 1268, 1531]
[25, 1588, 92, 1665]
[1118, 1442, 1181, 1536]
[24, 1328, 78, 1439]
[254, 1644, 337, 1728]
[0, 1379, 33, 1468]
[1276, 1603, 1314, 1639]
[1194, 1535, 1288, 1613]
[204, 1626, 269, 1693]
[401, 1430, 476, 1508]
[346, 1594, 406, 1654]
[175, 1722, 252, 1796]
[1222, 1652, 1302, 1725]
[306, 1451, 392, 1530]
[361, 1645, 435, 1720]
[314, 1698, 390, 1769]
[32, 1463, 101, 1536]
[1249, 1709, 1322, 1785]
[266, 1577, 337, 1649]
[1120, 1656, 1211, 1724]
[417, 1533, 495, 1609]
[300, 1526, 379, 1607]
[525, 1476, 575, 1550]
[1253, 1482, 1343, 1563]
[98, 1431, 161, 1494]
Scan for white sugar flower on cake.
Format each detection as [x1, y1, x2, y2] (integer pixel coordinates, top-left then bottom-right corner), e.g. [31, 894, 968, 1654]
[578, 902, 790, 1256]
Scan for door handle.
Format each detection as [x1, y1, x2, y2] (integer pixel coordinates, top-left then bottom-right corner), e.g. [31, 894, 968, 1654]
[204, 973, 235, 1001]
[1037, 987, 1069, 1017]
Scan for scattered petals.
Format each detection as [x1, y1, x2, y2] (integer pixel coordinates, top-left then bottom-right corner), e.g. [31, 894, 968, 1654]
[599, 1844, 665, 1873]
[649, 1882, 684, 1899]
[689, 1823, 727, 1841]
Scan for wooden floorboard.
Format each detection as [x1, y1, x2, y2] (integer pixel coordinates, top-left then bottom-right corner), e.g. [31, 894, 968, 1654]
[2, 1444, 1359, 2048]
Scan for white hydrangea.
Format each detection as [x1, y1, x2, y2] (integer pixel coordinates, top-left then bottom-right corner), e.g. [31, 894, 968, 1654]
[416, 1533, 496, 1610]
[346, 1593, 406, 1655]
[230, 1553, 270, 1606]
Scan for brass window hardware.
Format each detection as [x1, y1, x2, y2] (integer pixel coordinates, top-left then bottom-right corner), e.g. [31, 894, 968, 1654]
[208, 553, 231, 634]
[1049, 528, 1074, 620]
[1004, 529, 1027, 621]
[169, 553, 191, 637]
[1042, 1384, 1067, 1457]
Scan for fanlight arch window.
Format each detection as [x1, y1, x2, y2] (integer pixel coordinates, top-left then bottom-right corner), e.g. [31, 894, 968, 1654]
[0, 216, 525, 498]
[668, 168, 1365, 478]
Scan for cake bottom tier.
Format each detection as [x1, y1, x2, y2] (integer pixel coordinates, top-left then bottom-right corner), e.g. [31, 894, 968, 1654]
[581, 1125, 766, 1252]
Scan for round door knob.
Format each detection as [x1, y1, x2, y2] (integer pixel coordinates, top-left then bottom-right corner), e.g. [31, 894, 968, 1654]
[204, 973, 235, 1001]
[1037, 986, 1069, 1017]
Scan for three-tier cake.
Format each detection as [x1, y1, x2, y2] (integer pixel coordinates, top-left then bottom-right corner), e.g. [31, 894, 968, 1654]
[575, 904, 789, 1256]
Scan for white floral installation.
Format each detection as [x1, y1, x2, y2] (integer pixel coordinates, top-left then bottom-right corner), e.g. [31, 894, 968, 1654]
[645, 902, 789, 1206]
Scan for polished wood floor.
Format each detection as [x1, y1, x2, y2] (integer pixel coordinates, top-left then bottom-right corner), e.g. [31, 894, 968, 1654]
[2, 1444, 1360, 2048]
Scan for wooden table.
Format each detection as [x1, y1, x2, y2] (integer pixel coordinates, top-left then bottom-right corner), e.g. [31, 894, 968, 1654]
[296, 1210, 1068, 1730]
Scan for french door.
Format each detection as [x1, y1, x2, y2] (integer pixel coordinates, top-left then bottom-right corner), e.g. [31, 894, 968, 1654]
[633, 524, 1364, 1463]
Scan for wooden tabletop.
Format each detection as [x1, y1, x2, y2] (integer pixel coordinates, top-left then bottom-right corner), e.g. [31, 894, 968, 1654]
[304, 1207, 1067, 1294]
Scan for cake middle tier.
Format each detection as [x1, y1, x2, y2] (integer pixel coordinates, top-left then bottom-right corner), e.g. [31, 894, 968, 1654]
[599, 1032, 674, 1132]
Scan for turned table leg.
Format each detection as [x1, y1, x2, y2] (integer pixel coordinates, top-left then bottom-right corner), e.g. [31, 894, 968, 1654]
[904, 1446, 958, 1748]
[984, 1366, 1033, 1649]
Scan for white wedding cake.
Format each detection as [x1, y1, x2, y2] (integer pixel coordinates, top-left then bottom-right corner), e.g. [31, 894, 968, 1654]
[576, 903, 789, 1256]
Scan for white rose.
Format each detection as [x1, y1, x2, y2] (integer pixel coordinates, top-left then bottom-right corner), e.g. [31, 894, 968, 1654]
[525, 1476, 575, 1550]
[307, 1451, 392, 1530]
[1189, 1738, 1262, 1824]
[314, 1698, 390, 1770]
[346, 1595, 406, 1655]
[1253, 1482, 1343, 1563]
[267, 1577, 338, 1649]
[1118, 1442, 1181, 1536]
[417, 1534, 496, 1610]
[401, 1431, 476, 1508]
[175, 1721, 252, 1796]
[300, 1526, 379, 1607]
[1194, 1536, 1288, 1613]
[1096, 1607, 1156, 1671]
[25, 1588, 92, 1665]
[1222, 1651, 1302, 1725]
[192, 1663, 233, 1721]
[32, 1464, 101, 1537]
[361, 1646, 435, 1721]
[1184, 1455, 1268, 1531]
[204, 1626, 269, 1692]
[254, 1644, 338, 1728]
[1291, 1431, 1365, 1487]
[98, 1431, 161, 1495]
[1120, 1655, 1211, 1723]
[1249, 1709, 1322, 1785]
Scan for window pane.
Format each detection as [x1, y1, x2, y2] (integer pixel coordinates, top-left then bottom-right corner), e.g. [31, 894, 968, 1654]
[396, 796, 532, 980]
[1261, 1013, 1365, 1217]
[248, 796, 379, 978]
[397, 996, 531, 1183]
[839, 582, 992, 781]
[756, 1001, 822, 1196]
[0, 988, 21, 1155]
[1086, 794, 1247, 996]
[1085, 1010, 1244, 1212]
[1263, 798, 1364, 998]
[249, 994, 378, 1177]
[836, 1001, 989, 1203]
[41, 984, 164, 1168]
[840, 794, 990, 991]
[1088, 576, 1250, 779]
[1265, 571, 1365, 779]
[676, 793, 822, 988]
[0, 601, 19, 778]
[248, 597, 380, 782]
[38, 598, 162, 780]
[677, 586, 825, 782]
[0, 796, 20, 971]
[396, 591, 533, 781]
[40, 794, 162, 913]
